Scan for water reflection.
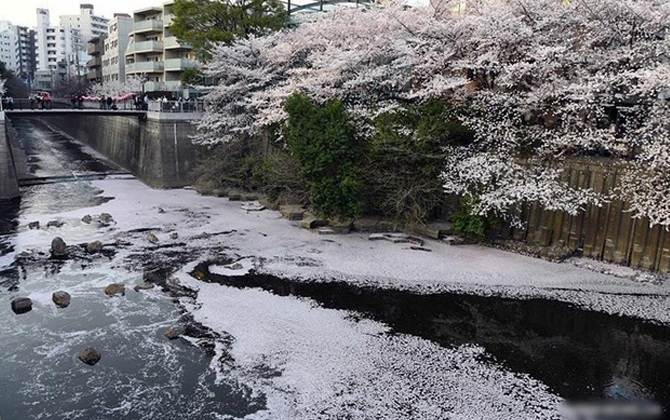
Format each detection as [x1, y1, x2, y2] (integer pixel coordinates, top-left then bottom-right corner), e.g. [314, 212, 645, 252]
[197, 267, 670, 417]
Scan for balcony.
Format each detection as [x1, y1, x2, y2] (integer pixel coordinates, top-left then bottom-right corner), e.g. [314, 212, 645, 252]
[126, 61, 164, 74]
[164, 58, 197, 71]
[87, 44, 103, 55]
[164, 36, 190, 49]
[87, 69, 102, 81]
[125, 40, 164, 55]
[132, 19, 164, 34]
[87, 56, 102, 68]
[144, 81, 163, 92]
[164, 80, 183, 91]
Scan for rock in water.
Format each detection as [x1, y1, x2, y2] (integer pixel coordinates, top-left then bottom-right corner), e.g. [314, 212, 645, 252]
[81, 215, 92, 224]
[86, 241, 103, 253]
[10, 297, 32, 314]
[164, 326, 186, 340]
[169, 232, 178, 240]
[104, 283, 125, 296]
[146, 233, 159, 244]
[50, 237, 67, 258]
[133, 282, 155, 292]
[52, 291, 71, 308]
[28, 221, 40, 230]
[99, 213, 113, 224]
[78, 348, 101, 366]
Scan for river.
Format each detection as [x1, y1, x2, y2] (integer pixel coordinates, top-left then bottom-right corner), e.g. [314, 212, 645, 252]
[1, 117, 669, 419]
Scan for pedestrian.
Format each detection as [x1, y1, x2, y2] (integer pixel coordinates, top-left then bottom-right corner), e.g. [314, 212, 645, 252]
[7, 96, 13, 110]
[78, 94, 84, 110]
[106, 95, 113, 111]
[143, 94, 149, 111]
[70, 93, 77, 109]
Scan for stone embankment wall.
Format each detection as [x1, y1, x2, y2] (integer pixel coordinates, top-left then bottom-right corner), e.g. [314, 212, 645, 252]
[6, 113, 199, 188]
[497, 158, 670, 272]
[0, 115, 20, 200]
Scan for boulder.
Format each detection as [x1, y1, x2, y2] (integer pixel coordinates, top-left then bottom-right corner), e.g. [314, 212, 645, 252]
[28, 221, 40, 230]
[78, 348, 101, 366]
[145, 233, 159, 244]
[300, 214, 327, 229]
[52, 291, 71, 308]
[86, 241, 103, 253]
[157, 207, 165, 214]
[353, 218, 395, 233]
[169, 232, 179, 240]
[99, 213, 113, 224]
[241, 202, 265, 212]
[328, 219, 353, 234]
[46, 220, 64, 228]
[104, 283, 125, 296]
[133, 282, 155, 292]
[50, 237, 68, 258]
[10, 297, 32, 314]
[81, 215, 92, 224]
[164, 326, 186, 340]
[279, 205, 305, 221]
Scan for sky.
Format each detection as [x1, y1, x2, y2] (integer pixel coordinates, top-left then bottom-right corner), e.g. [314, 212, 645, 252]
[0, 0, 161, 27]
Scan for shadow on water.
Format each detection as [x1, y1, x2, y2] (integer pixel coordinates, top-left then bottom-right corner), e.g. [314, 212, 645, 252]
[195, 264, 670, 417]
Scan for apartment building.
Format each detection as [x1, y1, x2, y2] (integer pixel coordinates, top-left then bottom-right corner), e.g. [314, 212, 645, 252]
[125, 0, 196, 94]
[102, 14, 132, 86]
[60, 4, 109, 43]
[16, 26, 37, 87]
[86, 35, 106, 83]
[0, 21, 18, 72]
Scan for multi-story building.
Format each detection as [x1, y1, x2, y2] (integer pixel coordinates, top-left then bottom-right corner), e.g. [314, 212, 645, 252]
[102, 14, 132, 86]
[35, 8, 87, 90]
[125, 0, 197, 94]
[0, 21, 18, 73]
[86, 35, 106, 83]
[16, 26, 37, 87]
[59, 4, 109, 43]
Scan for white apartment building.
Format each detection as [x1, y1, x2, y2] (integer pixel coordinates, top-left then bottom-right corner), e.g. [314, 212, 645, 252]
[35, 8, 88, 89]
[60, 4, 109, 43]
[0, 21, 18, 72]
[125, 0, 197, 94]
[102, 14, 133, 85]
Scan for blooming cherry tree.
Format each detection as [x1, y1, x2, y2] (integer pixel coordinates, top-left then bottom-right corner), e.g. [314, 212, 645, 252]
[197, 0, 670, 226]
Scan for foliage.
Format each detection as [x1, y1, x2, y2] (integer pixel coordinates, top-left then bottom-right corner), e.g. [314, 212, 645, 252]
[254, 149, 309, 205]
[171, 0, 288, 60]
[283, 93, 363, 220]
[198, 0, 670, 227]
[0, 61, 28, 98]
[88, 74, 147, 97]
[451, 196, 488, 240]
[180, 67, 203, 85]
[191, 138, 265, 193]
[363, 99, 473, 226]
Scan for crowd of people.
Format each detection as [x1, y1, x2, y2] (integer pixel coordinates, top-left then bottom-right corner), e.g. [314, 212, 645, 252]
[1, 95, 15, 110]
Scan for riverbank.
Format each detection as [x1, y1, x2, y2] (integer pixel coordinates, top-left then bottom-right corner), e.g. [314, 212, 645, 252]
[5, 177, 670, 418]
[12, 177, 669, 324]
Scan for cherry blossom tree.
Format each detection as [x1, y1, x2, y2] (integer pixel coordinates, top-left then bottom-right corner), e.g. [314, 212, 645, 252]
[196, 0, 670, 227]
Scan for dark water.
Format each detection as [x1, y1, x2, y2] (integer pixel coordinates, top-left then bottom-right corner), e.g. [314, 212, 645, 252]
[0, 119, 261, 420]
[195, 265, 670, 419]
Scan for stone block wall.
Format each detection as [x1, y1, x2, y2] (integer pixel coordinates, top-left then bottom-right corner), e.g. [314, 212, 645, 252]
[0, 117, 20, 200]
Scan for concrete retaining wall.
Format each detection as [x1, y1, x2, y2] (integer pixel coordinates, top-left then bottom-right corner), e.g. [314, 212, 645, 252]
[6, 112, 200, 188]
[0, 115, 20, 200]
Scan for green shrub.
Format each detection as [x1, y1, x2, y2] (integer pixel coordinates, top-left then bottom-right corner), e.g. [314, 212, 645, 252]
[283, 93, 364, 220]
[191, 138, 264, 193]
[451, 196, 489, 240]
[363, 99, 474, 228]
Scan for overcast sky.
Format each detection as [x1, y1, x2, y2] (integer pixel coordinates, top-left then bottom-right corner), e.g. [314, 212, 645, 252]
[1, 0, 162, 27]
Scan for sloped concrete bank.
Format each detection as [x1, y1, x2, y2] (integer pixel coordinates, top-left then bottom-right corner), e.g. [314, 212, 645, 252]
[5, 112, 201, 188]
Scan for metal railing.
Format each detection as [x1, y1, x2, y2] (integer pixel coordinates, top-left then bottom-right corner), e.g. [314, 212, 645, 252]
[147, 100, 204, 113]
